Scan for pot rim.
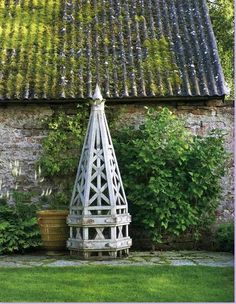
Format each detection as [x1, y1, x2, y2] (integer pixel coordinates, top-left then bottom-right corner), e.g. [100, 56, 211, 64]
[37, 210, 69, 216]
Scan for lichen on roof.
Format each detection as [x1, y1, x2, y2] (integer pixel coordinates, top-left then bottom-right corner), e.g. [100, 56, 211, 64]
[0, 0, 226, 100]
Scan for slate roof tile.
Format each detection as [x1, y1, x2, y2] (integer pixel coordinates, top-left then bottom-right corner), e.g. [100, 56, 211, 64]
[0, 0, 227, 101]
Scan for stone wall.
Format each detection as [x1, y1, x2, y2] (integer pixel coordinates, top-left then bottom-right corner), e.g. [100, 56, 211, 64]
[0, 100, 234, 222]
[0, 104, 53, 195]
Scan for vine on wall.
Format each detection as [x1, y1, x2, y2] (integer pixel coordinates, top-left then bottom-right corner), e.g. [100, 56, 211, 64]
[37, 105, 88, 207]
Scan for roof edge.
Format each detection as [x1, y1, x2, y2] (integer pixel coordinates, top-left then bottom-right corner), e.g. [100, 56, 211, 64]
[0, 95, 225, 105]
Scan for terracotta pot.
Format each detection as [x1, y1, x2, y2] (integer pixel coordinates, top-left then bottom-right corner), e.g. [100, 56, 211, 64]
[37, 210, 69, 252]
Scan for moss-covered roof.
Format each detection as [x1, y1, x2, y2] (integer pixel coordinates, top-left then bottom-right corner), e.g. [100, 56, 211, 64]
[0, 0, 226, 101]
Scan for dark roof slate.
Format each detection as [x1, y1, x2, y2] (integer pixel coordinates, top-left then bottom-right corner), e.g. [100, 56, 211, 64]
[0, 0, 227, 101]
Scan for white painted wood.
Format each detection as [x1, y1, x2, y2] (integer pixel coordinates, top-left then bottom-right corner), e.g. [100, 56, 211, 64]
[67, 86, 132, 259]
[67, 214, 131, 226]
[68, 238, 132, 251]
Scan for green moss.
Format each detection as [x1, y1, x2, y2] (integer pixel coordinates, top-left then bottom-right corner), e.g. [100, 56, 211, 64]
[0, 0, 182, 98]
[142, 37, 182, 95]
[134, 15, 145, 22]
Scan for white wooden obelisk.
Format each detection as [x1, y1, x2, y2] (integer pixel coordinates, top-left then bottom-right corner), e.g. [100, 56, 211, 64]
[67, 85, 132, 259]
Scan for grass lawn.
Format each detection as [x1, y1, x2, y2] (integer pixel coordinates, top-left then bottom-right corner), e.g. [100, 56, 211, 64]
[0, 265, 233, 302]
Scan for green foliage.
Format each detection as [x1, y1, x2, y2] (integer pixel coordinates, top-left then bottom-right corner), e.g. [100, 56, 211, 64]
[38, 191, 70, 210]
[113, 107, 227, 243]
[214, 222, 234, 253]
[39, 107, 88, 177]
[0, 192, 41, 254]
[208, 0, 234, 98]
[38, 107, 88, 211]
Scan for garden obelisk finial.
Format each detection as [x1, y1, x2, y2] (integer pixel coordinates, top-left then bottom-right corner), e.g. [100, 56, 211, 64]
[67, 84, 132, 259]
[92, 83, 103, 101]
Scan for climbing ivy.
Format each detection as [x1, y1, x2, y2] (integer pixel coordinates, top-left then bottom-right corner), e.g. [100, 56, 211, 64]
[39, 106, 88, 177]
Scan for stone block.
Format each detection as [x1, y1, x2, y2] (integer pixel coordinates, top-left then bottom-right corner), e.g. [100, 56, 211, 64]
[205, 99, 224, 107]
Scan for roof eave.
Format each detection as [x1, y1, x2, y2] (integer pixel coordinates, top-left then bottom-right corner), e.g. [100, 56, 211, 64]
[0, 95, 225, 105]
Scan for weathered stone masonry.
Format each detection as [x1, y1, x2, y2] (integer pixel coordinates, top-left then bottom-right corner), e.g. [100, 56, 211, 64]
[0, 100, 233, 222]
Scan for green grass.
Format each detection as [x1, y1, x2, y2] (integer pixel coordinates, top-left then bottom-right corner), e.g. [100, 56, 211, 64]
[0, 266, 233, 302]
